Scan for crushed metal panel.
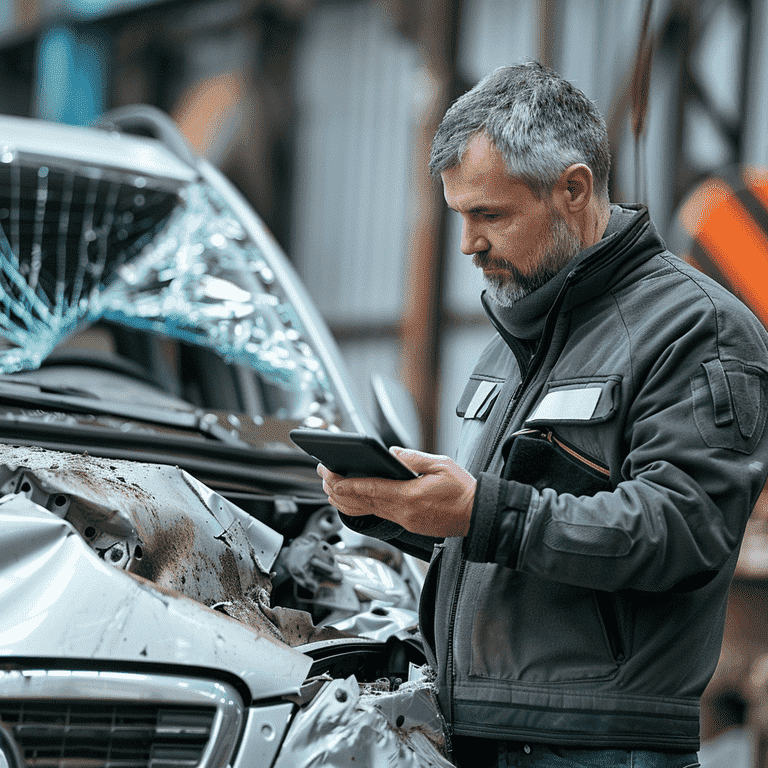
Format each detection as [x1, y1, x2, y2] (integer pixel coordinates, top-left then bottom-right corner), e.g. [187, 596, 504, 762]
[0, 443, 281, 612]
[0, 443, 354, 648]
[0, 493, 311, 699]
[327, 601, 419, 641]
[272, 676, 454, 768]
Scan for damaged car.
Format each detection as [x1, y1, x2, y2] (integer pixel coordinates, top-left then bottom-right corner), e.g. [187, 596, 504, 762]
[0, 107, 452, 767]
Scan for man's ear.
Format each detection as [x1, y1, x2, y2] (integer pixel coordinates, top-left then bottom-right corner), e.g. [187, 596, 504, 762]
[554, 164, 593, 213]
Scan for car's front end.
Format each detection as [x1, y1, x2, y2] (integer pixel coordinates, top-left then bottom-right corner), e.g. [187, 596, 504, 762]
[0, 108, 450, 768]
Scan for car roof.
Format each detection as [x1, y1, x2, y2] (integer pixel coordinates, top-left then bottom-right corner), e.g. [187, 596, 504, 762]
[0, 114, 198, 184]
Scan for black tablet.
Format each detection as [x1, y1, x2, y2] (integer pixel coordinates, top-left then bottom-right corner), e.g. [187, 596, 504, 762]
[289, 429, 418, 480]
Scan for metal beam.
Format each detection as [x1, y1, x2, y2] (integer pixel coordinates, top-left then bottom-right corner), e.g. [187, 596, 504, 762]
[399, 0, 463, 452]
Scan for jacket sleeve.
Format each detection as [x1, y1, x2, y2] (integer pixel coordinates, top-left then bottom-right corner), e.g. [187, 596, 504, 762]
[464, 276, 768, 593]
[339, 512, 441, 562]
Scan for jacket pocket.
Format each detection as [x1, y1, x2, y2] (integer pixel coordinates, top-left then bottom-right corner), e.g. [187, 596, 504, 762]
[502, 428, 612, 494]
[691, 359, 768, 454]
[456, 375, 503, 419]
[462, 564, 621, 682]
[593, 589, 627, 663]
[460, 431, 622, 681]
[525, 376, 621, 425]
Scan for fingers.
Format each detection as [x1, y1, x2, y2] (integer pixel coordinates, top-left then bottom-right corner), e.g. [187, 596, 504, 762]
[389, 446, 452, 473]
[316, 463, 341, 483]
[316, 463, 398, 517]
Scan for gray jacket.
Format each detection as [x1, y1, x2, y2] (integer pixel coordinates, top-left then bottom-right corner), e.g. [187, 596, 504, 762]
[345, 205, 768, 750]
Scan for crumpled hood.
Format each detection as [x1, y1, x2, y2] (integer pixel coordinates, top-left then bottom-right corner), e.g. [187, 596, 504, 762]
[0, 445, 313, 700]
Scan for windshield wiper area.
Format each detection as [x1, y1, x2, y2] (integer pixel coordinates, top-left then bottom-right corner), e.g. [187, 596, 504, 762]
[0, 377, 254, 447]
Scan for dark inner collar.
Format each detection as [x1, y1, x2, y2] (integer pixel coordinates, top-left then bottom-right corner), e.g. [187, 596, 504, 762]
[486, 205, 632, 340]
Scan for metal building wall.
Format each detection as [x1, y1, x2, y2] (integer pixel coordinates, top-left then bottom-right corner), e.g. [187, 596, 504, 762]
[291, 0, 421, 427]
[3, 0, 764, 457]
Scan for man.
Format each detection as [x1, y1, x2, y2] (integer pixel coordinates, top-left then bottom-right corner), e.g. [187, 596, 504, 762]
[318, 62, 768, 767]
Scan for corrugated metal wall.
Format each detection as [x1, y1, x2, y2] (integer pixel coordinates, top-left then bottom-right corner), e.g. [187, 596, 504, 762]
[292, 2, 418, 328]
[291, 1, 420, 424]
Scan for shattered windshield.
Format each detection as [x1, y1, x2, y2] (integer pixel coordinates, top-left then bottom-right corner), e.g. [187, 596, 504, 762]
[100, 184, 329, 396]
[0, 151, 344, 428]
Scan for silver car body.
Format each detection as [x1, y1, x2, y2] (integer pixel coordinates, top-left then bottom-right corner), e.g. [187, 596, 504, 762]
[0, 111, 449, 768]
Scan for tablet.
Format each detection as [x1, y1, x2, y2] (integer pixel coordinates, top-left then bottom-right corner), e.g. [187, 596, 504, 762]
[289, 429, 418, 480]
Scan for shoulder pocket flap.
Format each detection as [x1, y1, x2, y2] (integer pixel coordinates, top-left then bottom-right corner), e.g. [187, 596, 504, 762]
[457, 377, 501, 419]
[702, 359, 734, 426]
[692, 361, 768, 452]
[525, 376, 621, 426]
[728, 370, 761, 438]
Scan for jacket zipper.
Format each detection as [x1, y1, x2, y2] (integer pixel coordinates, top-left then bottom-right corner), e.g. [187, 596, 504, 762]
[445, 557, 464, 732]
[448, 273, 579, 725]
[514, 427, 610, 478]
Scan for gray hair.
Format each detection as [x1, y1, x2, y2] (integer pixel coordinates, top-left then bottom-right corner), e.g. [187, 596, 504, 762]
[429, 61, 611, 201]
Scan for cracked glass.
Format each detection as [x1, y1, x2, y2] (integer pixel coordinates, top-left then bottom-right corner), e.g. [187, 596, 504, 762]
[0, 154, 339, 426]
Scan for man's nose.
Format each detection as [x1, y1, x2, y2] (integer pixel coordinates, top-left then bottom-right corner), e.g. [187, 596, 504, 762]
[461, 223, 488, 255]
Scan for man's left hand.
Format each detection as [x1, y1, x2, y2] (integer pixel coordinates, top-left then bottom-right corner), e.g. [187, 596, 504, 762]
[317, 447, 476, 538]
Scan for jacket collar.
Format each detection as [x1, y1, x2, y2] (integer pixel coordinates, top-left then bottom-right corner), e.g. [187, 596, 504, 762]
[482, 204, 665, 341]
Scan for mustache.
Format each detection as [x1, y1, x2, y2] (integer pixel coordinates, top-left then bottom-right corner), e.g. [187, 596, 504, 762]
[472, 251, 509, 272]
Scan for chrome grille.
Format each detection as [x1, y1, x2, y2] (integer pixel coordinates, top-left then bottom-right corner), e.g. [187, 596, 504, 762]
[0, 670, 244, 768]
[0, 701, 215, 767]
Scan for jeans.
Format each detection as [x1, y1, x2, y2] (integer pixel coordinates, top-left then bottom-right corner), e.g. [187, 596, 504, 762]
[497, 743, 700, 768]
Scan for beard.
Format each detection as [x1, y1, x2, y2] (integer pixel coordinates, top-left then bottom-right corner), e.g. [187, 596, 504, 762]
[477, 207, 584, 307]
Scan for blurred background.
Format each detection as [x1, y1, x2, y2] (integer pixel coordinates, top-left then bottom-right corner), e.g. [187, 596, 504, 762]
[3, 0, 765, 456]
[1, 1, 767, 762]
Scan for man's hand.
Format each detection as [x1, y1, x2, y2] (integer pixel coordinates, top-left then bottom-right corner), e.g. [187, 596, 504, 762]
[316, 447, 476, 538]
